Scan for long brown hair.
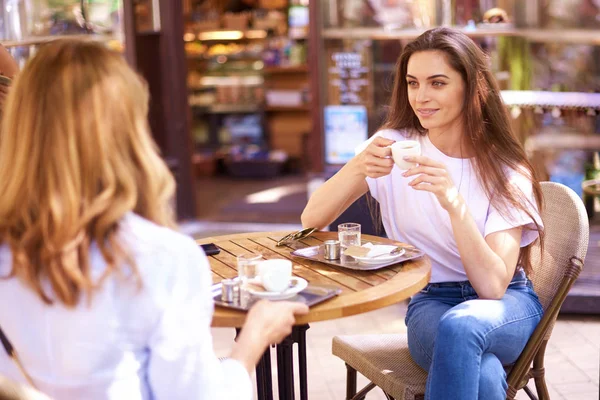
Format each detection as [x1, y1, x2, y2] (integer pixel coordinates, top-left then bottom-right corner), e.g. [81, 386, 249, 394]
[382, 27, 543, 275]
[0, 40, 176, 306]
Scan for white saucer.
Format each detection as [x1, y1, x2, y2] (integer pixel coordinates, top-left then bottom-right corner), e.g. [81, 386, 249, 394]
[353, 248, 405, 265]
[246, 277, 308, 300]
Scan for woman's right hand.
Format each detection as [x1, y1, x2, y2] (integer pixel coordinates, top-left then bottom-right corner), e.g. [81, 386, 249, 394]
[353, 136, 395, 179]
[245, 300, 309, 344]
[230, 300, 309, 373]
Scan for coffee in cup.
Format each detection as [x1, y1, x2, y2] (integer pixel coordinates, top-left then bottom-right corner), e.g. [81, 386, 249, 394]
[257, 259, 292, 292]
[390, 140, 421, 170]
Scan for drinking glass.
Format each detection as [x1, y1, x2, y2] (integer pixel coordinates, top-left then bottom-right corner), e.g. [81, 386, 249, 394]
[237, 253, 262, 289]
[338, 223, 361, 249]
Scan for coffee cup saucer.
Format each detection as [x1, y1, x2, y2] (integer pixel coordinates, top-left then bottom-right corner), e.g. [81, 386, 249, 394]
[246, 277, 308, 300]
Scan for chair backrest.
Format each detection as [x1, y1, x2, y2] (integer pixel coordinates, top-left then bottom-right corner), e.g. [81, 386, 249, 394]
[506, 182, 589, 395]
[529, 182, 589, 312]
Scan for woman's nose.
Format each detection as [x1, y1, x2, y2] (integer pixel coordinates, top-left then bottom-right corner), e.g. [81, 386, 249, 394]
[416, 87, 430, 103]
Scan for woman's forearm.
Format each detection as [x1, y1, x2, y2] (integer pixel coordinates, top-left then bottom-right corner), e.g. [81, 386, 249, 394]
[229, 328, 267, 375]
[447, 196, 512, 299]
[301, 158, 369, 229]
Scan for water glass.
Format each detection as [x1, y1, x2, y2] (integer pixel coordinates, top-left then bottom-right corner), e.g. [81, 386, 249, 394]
[237, 253, 262, 287]
[338, 223, 361, 249]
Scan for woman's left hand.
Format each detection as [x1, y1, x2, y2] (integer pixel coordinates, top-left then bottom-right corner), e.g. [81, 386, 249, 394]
[402, 155, 462, 213]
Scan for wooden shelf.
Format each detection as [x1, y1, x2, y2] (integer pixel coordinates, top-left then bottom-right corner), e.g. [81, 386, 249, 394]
[500, 91, 600, 109]
[1, 34, 118, 48]
[265, 105, 310, 112]
[187, 53, 261, 60]
[263, 65, 309, 74]
[192, 104, 261, 114]
[322, 27, 600, 45]
[194, 29, 268, 42]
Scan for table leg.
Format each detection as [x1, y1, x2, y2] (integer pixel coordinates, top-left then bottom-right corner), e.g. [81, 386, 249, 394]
[238, 324, 311, 400]
[293, 324, 310, 400]
[276, 335, 295, 400]
[256, 346, 274, 400]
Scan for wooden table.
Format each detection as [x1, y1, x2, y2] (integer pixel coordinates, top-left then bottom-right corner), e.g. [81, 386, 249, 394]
[198, 231, 431, 400]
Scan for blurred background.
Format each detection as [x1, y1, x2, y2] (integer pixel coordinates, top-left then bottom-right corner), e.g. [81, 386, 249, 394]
[2, 0, 600, 315]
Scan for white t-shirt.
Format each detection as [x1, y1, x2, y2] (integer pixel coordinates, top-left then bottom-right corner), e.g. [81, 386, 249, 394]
[356, 129, 542, 283]
[0, 213, 252, 400]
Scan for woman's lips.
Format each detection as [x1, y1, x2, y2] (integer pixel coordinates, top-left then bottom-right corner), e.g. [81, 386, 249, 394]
[416, 108, 439, 117]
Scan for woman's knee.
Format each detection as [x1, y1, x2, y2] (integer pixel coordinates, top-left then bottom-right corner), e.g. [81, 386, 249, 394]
[437, 309, 483, 345]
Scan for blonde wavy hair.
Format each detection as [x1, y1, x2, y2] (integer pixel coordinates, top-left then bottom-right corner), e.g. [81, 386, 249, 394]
[0, 40, 176, 307]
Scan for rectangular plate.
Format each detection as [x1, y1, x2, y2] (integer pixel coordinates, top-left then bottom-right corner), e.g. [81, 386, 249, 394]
[290, 242, 424, 271]
[212, 283, 342, 311]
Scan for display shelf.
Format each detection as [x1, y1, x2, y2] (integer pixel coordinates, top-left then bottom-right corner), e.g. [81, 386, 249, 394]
[194, 29, 268, 42]
[322, 27, 600, 45]
[192, 104, 261, 114]
[501, 91, 600, 110]
[186, 52, 263, 61]
[1, 34, 118, 48]
[263, 65, 308, 74]
[265, 105, 310, 111]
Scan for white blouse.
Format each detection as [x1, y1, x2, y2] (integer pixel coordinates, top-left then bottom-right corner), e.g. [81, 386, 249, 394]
[357, 130, 542, 283]
[0, 213, 252, 400]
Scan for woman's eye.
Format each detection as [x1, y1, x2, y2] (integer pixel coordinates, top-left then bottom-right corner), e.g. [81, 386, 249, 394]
[432, 81, 446, 87]
[407, 81, 418, 87]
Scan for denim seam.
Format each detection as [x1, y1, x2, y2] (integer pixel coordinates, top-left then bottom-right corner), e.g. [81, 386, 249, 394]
[412, 329, 433, 365]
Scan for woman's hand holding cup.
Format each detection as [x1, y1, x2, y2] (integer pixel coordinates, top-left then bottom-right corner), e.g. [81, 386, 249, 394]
[402, 155, 462, 213]
[390, 140, 421, 170]
[354, 136, 396, 178]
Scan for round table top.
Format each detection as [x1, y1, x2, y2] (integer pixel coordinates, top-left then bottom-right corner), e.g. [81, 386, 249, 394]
[198, 231, 431, 328]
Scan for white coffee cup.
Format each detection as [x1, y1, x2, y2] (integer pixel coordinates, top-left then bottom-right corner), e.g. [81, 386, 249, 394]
[390, 140, 421, 170]
[257, 259, 292, 292]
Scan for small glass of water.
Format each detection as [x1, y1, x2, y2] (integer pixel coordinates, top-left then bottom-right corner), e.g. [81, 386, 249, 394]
[237, 253, 262, 290]
[338, 223, 361, 249]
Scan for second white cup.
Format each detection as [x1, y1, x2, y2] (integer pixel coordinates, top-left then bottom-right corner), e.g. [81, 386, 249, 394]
[258, 259, 292, 292]
[390, 140, 421, 170]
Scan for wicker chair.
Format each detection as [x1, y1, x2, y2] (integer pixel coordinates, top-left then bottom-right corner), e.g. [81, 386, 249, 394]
[332, 182, 589, 400]
[0, 376, 50, 400]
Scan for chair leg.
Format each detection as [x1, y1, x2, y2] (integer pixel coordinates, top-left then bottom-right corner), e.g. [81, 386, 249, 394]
[344, 364, 378, 400]
[353, 382, 376, 400]
[532, 342, 550, 400]
[381, 390, 396, 400]
[345, 364, 357, 400]
[523, 384, 539, 400]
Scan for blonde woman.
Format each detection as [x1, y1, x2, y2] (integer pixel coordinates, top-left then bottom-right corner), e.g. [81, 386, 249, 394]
[0, 40, 307, 400]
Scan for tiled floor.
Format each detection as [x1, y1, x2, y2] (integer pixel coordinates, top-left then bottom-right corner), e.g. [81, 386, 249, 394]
[211, 303, 600, 400]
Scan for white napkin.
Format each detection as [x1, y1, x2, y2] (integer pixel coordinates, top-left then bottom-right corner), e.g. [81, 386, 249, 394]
[362, 242, 398, 258]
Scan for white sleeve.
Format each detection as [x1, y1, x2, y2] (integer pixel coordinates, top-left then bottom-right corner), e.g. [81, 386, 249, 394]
[484, 170, 543, 247]
[147, 239, 253, 400]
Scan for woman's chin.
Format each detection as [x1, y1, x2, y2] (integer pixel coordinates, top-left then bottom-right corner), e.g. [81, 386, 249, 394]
[418, 120, 437, 130]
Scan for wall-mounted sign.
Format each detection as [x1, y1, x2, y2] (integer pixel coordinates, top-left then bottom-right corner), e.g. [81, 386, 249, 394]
[324, 105, 368, 164]
[327, 49, 372, 106]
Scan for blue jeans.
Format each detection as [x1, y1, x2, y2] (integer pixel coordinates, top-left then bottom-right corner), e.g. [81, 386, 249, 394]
[405, 270, 543, 400]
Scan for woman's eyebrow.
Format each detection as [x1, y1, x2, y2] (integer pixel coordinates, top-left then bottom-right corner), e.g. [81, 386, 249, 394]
[406, 74, 450, 80]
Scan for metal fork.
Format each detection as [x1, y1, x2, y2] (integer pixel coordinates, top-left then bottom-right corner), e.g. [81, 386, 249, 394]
[372, 246, 405, 258]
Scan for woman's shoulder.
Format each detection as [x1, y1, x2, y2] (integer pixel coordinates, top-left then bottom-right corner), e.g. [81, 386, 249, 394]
[119, 213, 200, 259]
[501, 164, 535, 190]
[113, 213, 207, 287]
